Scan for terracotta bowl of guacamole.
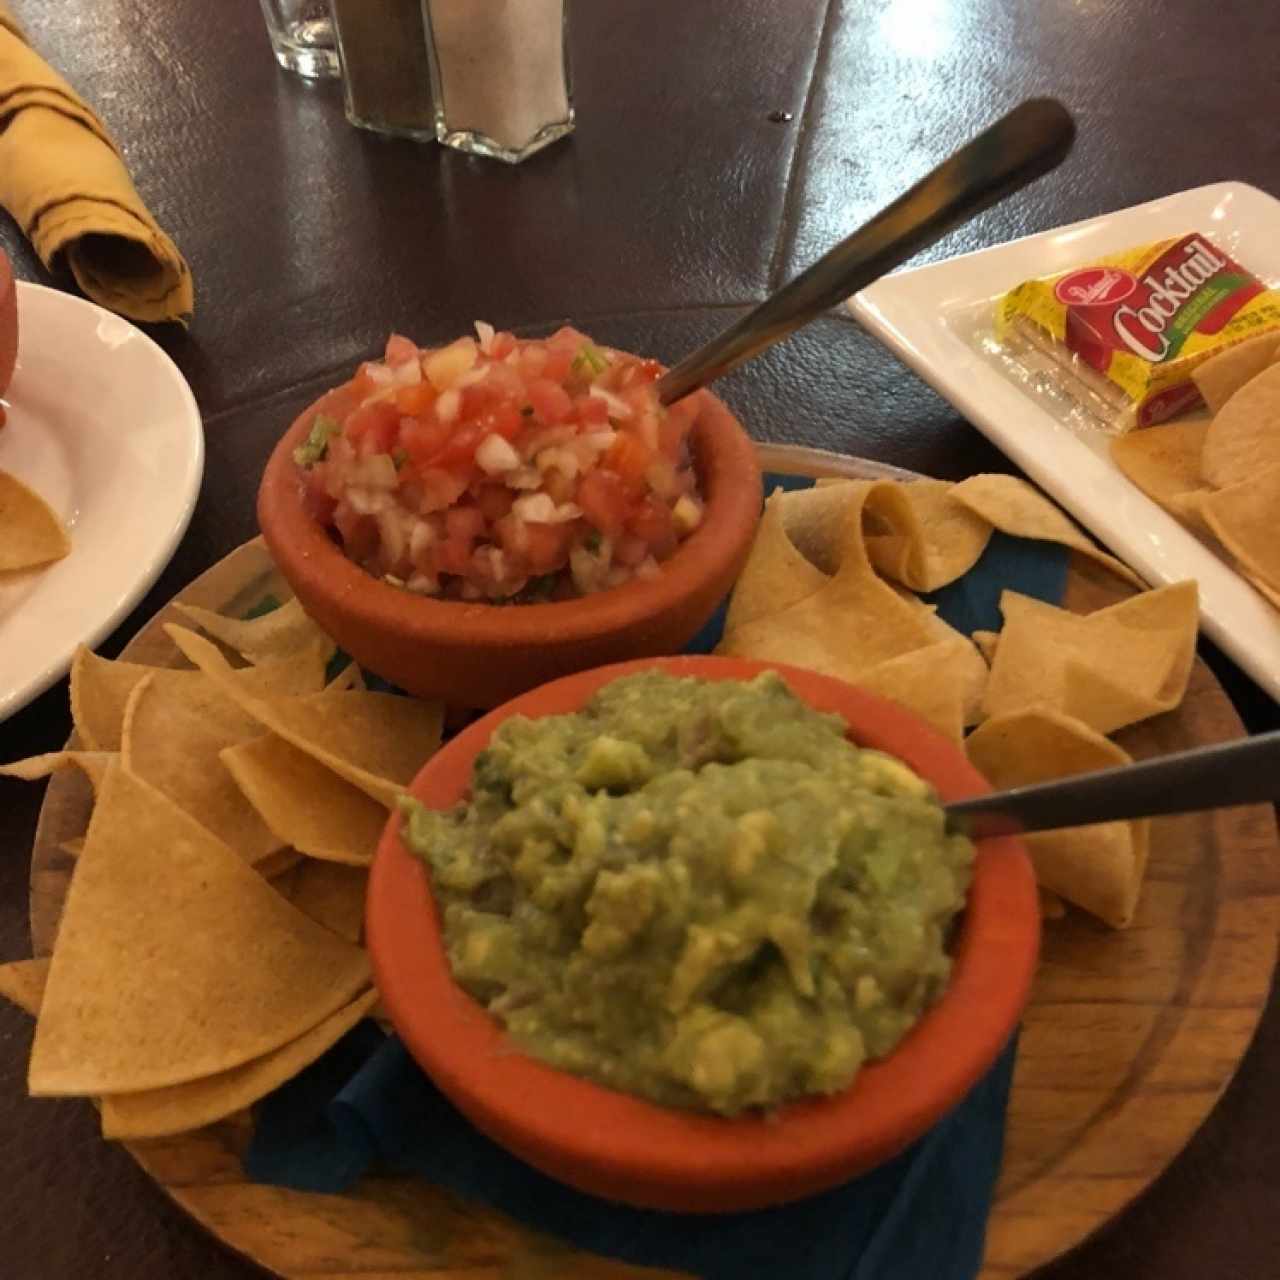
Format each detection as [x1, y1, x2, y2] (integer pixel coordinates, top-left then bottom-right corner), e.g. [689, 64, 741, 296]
[367, 655, 1039, 1213]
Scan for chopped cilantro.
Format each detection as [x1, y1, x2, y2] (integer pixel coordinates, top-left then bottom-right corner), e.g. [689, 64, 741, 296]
[292, 415, 341, 468]
[583, 530, 603, 553]
[571, 344, 609, 377]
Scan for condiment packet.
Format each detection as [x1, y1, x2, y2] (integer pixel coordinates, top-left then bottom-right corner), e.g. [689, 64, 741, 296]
[994, 233, 1280, 432]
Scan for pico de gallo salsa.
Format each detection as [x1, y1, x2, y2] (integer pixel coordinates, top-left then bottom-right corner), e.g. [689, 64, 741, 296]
[294, 325, 704, 601]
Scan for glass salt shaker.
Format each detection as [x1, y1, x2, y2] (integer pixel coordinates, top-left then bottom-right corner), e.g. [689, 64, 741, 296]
[422, 0, 574, 163]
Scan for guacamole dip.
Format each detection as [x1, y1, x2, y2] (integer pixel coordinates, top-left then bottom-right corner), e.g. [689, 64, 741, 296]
[400, 671, 974, 1115]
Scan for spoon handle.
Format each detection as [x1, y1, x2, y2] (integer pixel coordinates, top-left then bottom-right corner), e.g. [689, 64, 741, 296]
[946, 729, 1280, 840]
[656, 98, 1075, 406]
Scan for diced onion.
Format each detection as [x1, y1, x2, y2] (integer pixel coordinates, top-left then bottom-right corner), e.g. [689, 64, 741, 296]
[476, 433, 521, 475]
[505, 466, 542, 491]
[436, 388, 461, 424]
[512, 493, 556, 523]
[588, 386, 633, 420]
[409, 519, 436, 561]
[392, 359, 422, 387]
[350, 453, 398, 489]
[580, 430, 617, 453]
[536, 445, 580, 480]
[672, 494, 703, 534]
[635, 556, 661, 581]
[456, 364, 492, 389]
[346, 487, 390, 516]
[406, 573, 440, 595]
[474, 320, 496, 353]
[366, 363, 395, 388]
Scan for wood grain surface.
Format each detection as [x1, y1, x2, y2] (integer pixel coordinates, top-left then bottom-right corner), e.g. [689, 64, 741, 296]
[24, 448, 1280, 1280]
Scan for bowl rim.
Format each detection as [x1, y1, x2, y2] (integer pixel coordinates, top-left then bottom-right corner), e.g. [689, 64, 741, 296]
[367, 655, 1040, 1213]
[258, 382, 763, 648]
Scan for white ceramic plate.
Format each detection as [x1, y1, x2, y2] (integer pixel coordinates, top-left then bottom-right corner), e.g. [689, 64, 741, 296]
[850, 180, 1280, 703]
[0, 283, 203, 722]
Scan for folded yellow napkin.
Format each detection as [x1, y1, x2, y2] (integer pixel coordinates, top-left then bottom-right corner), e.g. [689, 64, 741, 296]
[0, 4, 193, 323]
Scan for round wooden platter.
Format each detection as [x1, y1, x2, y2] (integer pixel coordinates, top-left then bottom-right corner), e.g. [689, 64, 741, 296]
[25, 445, 1280, 1280]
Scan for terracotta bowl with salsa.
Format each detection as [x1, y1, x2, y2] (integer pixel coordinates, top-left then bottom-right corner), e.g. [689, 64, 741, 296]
[258, 326, 762, 707]
[367, 655, 1040, 1213]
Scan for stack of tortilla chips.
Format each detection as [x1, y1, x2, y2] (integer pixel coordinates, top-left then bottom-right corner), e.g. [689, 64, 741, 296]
[0, 598, 443, 1139]
[1111, 333, 1280, 610]
[718, 473, 1200, 930]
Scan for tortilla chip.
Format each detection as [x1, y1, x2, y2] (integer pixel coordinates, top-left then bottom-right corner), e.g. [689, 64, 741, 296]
[70, 645, 327, 752]
[1039, 889, 1067, 920]
[949, 474, 1144, 588]
[0, 751, 112, 793]
[863, 479, 993, 591]
[774, 481, 875, 574]
[1109, 419, 1212, 527]
[1192, 331, 1280, 415]
[0, 957, 50, 1017]
[972, 630, 1000, 664]
[325, 662, 365, 693]
[255, 847, 304, 880]
[0, 469, 70, 571]
[283, 860, 368, 942]
[59, 838, 85, 859]
[172, 596, 336, 667]
[966, 708, 1149, 928]
[719, 489, 938, 681]
[1199, 463, 1280, 597]
[28, 765, 371, 1096]
[121, 674, 284, 866]
[723, 491, 830, 633]
[168, 625, 443, 807]
[221, 734, 387, 866]
[1201, 361, 1280, 488]
[98, 988, 378, 1139]
[853, 640, 972, 741]
[982, 582, 1198, 734]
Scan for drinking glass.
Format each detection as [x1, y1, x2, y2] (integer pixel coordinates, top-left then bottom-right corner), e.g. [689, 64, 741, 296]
[259, 0, 340, 79]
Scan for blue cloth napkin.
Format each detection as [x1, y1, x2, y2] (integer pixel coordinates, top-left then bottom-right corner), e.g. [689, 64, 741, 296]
[245, 472, 1069, 1280]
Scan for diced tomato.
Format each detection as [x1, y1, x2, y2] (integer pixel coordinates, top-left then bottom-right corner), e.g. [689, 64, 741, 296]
[489, 330, 517, 359]
[574, 394, 609, 427]
[345, 401, 400, 455]
[475, 484, 516, 522]
[576, 468, 628, 538]
[604, 431, 653, 489]
[432, 423, 484, 468]
[473, 398, 523, 441]
[401, 416, 451, 468]
[435, 535, 476, 577]
[615, 535, 650, 567]
[627, 493, 676, 556]
[395, 383, 436, 416]
[349, 363, 381, 400]
[302, 465, 338, 524]
[526, 378, 573, 425]
[541, 344, 574, 383]
[415, 467, 469, 512]
[445, 505, 487, 543]
[523, 521, 575, 574]
[384, 333, 419, 366]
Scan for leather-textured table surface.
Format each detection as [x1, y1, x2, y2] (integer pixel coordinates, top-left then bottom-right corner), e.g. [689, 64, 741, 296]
[1, 1, 1277, 1276]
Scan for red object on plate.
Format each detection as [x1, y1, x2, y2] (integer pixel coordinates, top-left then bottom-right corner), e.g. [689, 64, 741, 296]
[0, 250, 17, 397]
[367, 655, 1040, 1214]
[258, 373, 762, 708]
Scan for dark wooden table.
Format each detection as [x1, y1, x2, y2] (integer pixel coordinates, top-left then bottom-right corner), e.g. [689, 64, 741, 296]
[1, 1, 1277, 1276]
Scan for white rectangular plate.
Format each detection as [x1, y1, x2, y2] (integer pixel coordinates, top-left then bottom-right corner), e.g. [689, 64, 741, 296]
[850, 181, 1280, 703]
